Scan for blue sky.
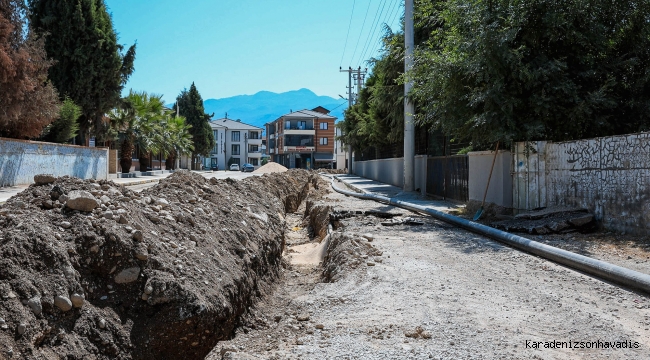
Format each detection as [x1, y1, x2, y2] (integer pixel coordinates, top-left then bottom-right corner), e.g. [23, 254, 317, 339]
[105, 0, 404, 104]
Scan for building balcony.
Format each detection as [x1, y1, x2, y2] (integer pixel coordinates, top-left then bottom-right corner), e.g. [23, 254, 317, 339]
[248, 138, 262, 145]
[284, 129, 315, 136]
[269, 133, 275, 139]
[247, 151, 262, 158]
[269, 149, 275, 154]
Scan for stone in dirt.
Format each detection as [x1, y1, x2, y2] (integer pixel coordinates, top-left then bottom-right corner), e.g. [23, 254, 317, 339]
[54, 295, 72, 312]
[34, 174, 56, 185]
[114, 267, 140, 284]
[0, 170, 316, 360]
[27, 297, 42, 315]
[71, 293, 85, 308]
[296, 313, 310, 321]
[66, 190, 99, 212]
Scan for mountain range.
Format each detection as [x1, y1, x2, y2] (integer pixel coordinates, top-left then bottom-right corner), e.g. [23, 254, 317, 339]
[199, 88, 347, 129]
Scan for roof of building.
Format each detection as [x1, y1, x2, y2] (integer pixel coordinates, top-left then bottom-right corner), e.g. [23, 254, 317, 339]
[209, 118, 263, 130]
[277, 109, 337, 120]
[311, 106, 330, 114]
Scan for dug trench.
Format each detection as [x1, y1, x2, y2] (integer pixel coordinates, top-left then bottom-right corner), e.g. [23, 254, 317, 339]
[0, 170, 324, 359]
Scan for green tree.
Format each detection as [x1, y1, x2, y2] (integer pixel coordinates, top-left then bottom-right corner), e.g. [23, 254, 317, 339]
[174, 83, 215, 169]
[29, 0, 136, 141]
[411, 0, 650, 147]
[43, 97, 81, 143]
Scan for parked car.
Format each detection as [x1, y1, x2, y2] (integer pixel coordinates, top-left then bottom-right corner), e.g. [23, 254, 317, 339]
[241, 163, 254, 172]
[229, 163, 240, 171]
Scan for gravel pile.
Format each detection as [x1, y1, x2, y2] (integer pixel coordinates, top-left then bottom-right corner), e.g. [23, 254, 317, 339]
[0, 170, 315, 359]
[252, 162, 288, 174]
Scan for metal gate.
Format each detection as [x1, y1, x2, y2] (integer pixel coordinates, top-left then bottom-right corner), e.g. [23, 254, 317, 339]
[426, 155, 469, 202]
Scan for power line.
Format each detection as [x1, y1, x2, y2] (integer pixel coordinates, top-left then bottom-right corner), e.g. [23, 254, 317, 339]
[339, 0, 357, 68]
[358, 0, 389, 64]
[368, 0, 400, 58]
[349, 0, 372, 67]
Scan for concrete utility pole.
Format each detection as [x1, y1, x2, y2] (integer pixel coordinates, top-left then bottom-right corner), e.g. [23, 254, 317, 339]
[403, 0, 415, 192]
[340, 66, 368, 174]
[340, 67, 355, 174]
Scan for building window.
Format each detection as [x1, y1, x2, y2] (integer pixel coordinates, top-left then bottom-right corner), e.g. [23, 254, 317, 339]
[250, 158, 259, 166]
[320, 137, 328, 145]
[249, 145, 259, 152]
[249, 131, 259, 139]
[232, 157, 241, 165]
[232, 144, 240, 155]
[320, 122, 328, 130]
[232, 131, 240, 142]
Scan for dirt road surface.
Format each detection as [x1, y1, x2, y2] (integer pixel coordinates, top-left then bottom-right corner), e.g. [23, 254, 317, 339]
[208, 176, 650, 359]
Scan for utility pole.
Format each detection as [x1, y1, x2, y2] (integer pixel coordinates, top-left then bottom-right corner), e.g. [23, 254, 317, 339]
[403, 0, 415, 192]
[340, 66, 368, 174]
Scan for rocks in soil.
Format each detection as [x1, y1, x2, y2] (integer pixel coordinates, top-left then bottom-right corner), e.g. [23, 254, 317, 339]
[71, 293, 85, 308]
[0, 170, 316, 359]
[54, 295, 73, 312]
[490, 208, 596, 234]
[65, 190, 99, 212]
[34, 174, 56, 185]
[304, 201, 332, 241]
[404, 326, 431, 339]
[322, 232, 384, 282]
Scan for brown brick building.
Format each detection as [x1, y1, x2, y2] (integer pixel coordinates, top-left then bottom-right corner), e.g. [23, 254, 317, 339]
[265, 107, 336, 169]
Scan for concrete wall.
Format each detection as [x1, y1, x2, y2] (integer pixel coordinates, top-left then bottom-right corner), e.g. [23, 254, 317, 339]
[0, 138, 108, 186]
[353, 156, 427, 194]
[514, 132, 650, 233]
[468, 150, 512, 208]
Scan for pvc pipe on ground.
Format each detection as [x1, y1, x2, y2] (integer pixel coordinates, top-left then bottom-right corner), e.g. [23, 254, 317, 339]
[329, 176, 650, 294]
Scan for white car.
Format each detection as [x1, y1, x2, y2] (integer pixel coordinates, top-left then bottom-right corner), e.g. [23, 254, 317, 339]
[229, 164, 240, 171]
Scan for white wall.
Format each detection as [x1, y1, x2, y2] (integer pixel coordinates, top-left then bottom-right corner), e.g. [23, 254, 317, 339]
[353, 156, 427, 194]
[468, 150, 512, 208]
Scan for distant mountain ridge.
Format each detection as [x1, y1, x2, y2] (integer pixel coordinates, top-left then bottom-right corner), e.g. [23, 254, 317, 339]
[198, 88, 347, 129]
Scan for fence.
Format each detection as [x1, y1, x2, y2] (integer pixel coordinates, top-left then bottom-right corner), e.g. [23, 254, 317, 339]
[426, 155, 469, 202]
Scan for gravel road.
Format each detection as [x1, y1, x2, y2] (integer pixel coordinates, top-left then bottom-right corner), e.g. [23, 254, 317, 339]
[208, 177, 650, 359]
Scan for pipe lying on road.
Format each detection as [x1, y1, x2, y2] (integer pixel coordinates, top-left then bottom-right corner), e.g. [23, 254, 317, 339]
[329, 176, 650, 294]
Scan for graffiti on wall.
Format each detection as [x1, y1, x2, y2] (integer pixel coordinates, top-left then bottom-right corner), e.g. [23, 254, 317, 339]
[516, 133, 650, 233]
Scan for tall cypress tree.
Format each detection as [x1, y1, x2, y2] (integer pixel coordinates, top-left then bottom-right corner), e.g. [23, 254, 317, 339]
[29, 0, 135, 142]
[174, 83, 215, 169]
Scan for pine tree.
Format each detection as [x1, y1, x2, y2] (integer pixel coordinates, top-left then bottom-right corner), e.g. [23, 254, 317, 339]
[0, 0, 60, 138]
[174, 83, 215, 169]
[28, 0, 136, 142]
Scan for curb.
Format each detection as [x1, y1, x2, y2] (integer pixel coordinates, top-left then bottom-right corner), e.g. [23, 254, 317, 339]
[116, 179, 160, 187]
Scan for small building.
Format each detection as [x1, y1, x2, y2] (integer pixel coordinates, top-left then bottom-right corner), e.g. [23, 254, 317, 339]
[265, 107, 336, 169]
[207, 118, 264, 170]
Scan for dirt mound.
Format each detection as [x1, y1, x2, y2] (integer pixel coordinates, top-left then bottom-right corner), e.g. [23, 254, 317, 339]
[252, 162, 287, 174]
[322, 232, 383, 282]
[0, 170, 314, 359]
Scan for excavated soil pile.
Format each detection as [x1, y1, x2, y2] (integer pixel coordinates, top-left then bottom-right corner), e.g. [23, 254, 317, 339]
[322, 232, 383, 282]
[252, 162, 288, 174]
[0, 170, 315, 360]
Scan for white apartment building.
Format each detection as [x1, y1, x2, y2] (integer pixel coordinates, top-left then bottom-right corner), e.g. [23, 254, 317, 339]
[205, 118, 264, 170]
[334, 127, 350, 170]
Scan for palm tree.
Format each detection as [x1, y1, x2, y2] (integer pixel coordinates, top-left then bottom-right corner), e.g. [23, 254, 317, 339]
[109, 91, 165, 173]
[158, 115, 194, 170]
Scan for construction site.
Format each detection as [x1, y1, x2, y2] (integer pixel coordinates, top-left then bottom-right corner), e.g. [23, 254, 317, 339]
[0, 164, 648, 360]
